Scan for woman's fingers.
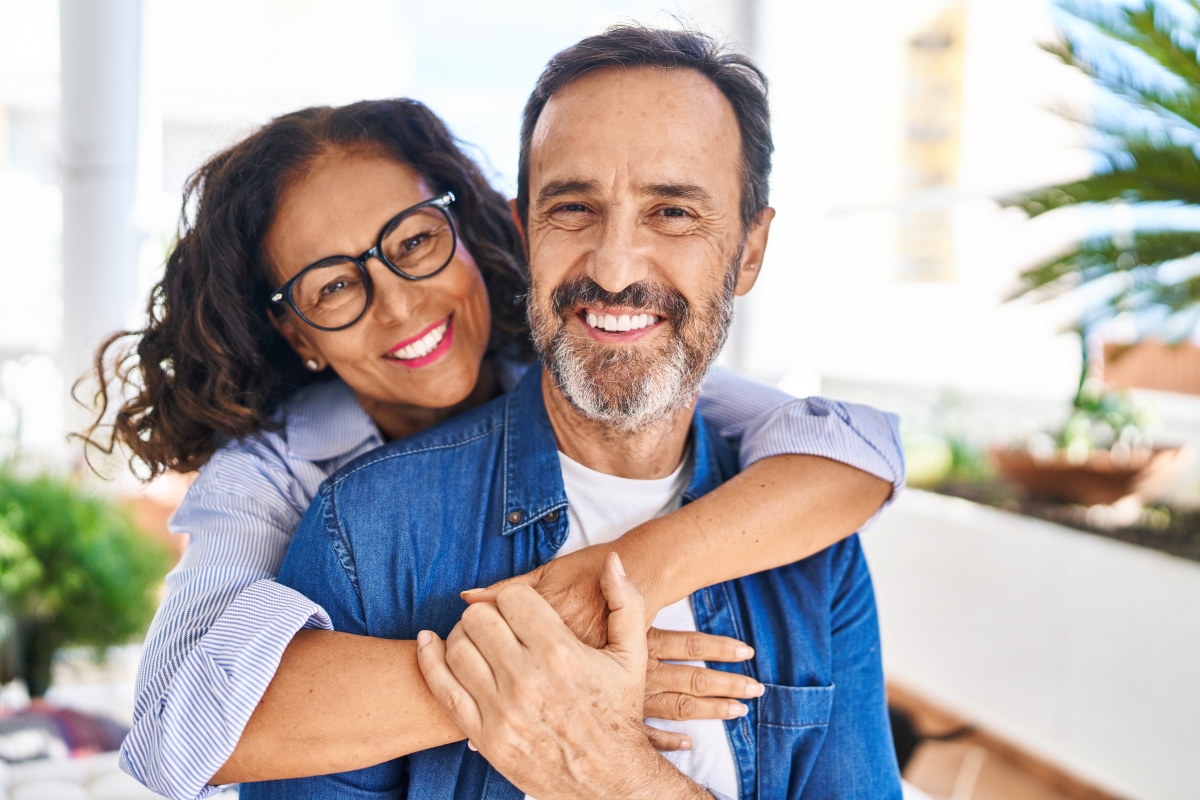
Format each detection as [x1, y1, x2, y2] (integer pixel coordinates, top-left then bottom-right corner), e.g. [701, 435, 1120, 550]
[646, 661, 764, 700]
[647, 628, 754, 663]
[642, 724, 692, 752]
[644, 692, 751, 721]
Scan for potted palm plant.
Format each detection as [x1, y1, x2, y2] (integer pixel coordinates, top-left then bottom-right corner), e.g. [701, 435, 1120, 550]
[998, 0, 1200, 506]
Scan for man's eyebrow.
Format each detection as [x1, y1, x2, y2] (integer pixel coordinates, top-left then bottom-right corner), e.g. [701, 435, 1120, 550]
[641, 183, 713, 203]
[536, 180, 601, 206]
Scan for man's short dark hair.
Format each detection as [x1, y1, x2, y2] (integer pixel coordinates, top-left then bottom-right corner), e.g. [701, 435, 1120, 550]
[517, 24, 773, 230]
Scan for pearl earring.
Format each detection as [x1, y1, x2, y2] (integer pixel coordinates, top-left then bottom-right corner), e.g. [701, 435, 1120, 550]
[305, 359, 321, 371]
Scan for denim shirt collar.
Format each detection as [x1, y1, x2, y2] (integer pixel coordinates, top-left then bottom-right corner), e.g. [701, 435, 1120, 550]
[499, 365, 728, 537]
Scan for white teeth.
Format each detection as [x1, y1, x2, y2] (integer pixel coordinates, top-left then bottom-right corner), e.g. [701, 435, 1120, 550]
[390, 320, 448, 360]
[584, 311, 659, 332]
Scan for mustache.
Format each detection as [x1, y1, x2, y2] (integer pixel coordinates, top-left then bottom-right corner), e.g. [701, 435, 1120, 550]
[550, 276, 690, 328]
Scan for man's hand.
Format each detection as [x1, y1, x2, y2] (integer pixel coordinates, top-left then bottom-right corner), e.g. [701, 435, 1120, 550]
[417, 553, 711, 800]
[462, 546, 763, 738]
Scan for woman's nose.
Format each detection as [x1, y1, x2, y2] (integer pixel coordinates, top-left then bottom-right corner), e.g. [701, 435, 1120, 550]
[366, 258, 421, 325]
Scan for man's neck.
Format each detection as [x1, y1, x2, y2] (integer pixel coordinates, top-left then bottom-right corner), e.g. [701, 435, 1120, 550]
[541, 370, 695, 480]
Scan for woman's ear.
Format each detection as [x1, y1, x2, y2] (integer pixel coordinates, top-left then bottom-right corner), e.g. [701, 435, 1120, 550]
[735, 207, 775, 296]
[269, 308, 324, 368]
[508, 198, 529, 259]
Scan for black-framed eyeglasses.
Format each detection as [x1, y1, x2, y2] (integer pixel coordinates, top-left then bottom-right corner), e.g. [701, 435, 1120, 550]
[269, 192, 458, 331]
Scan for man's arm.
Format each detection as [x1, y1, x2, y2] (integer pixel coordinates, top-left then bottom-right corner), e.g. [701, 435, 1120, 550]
[418, 554, 714, 800]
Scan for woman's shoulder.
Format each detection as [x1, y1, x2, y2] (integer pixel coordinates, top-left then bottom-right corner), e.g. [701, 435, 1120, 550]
[187, 379, 380, 500]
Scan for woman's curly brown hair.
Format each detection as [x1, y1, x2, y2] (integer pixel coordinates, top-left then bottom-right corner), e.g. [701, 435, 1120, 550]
[80, 99, 531, 479]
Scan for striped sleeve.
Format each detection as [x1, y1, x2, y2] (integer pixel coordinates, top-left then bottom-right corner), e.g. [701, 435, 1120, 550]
[696, 367, 906, 498]
[119, 443, 331, 800]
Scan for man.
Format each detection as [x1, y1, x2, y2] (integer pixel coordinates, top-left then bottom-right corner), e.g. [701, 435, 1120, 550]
[249, 25, 902, 799]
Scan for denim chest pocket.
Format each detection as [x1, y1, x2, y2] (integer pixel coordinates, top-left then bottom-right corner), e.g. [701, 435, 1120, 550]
[756, 683, 835, 799]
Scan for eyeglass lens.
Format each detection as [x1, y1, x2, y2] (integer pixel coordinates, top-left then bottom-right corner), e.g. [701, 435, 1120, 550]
[291, 206, 454, 329]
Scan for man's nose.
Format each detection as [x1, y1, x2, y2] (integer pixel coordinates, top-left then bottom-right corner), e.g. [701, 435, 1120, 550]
[588, 208, 650, 294]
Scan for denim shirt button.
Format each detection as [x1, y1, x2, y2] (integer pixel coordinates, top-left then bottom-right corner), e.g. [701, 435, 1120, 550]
[544, 510, 560, 522]
[507, 509, 524, 524]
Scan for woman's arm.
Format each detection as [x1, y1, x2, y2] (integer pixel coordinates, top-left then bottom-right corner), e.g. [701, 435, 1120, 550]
[131, 435, 754, 796]
[466, 370, 904, 641]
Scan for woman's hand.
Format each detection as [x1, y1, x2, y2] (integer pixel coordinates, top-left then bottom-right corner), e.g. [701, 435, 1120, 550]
[463, 545, 617, 646]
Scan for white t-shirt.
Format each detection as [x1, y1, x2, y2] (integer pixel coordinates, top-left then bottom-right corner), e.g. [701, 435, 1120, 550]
[520, 450, 739, 800]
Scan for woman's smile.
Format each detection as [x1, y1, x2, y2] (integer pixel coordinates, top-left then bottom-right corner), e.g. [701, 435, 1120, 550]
[384, 315, 454, 368]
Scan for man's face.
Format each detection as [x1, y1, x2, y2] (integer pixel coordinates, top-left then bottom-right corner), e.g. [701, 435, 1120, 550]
[525, 65, 770, 429]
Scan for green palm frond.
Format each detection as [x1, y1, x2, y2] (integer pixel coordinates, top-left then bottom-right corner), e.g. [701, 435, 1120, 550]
[1014, 229, 1200, 302]
[1004, 139, 1200, 216]
[1007, 0, 1200, 333]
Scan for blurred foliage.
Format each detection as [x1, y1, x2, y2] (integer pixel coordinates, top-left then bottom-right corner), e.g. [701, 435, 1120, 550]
[1059, 377, 1157, 455]
[903, 392, 994, 489]
[1005, 0, 1200, 343]
[0, 467, 170, 695]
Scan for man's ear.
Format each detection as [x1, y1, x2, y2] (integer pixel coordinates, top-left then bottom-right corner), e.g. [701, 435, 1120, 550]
[508, 198, 529, 259]
[735, 207, 775, 296]
[269, 307, 324, 368]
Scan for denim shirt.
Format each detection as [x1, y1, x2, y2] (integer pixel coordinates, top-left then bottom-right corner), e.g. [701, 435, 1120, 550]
[244, 367, 902, 800]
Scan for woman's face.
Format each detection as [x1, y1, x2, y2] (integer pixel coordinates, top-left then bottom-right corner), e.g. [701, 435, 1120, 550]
[266, 148, 492, 415]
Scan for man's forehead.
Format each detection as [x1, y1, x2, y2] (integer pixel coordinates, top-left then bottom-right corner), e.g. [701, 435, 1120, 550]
[529, 65, 741, 191]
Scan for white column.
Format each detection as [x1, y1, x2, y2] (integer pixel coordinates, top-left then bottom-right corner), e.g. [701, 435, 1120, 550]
[58, 0, 143, 408]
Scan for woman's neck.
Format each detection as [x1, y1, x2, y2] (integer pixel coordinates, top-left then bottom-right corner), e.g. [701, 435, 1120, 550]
[356, 360, 500, 442]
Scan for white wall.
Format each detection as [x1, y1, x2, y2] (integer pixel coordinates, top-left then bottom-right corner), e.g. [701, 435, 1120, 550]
[863, 490, 1200, 800]
[749, 0, 1098, 402]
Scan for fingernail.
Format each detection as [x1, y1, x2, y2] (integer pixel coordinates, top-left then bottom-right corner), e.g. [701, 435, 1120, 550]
[735, 645, 754, 659]
[746, 681, 765, 697]
[467, 740, 478, 752]
[678, 737, 693, 750]
[613, 553, 626, 577]
[461, 588, 484, 595]
[727, 702, 749, 718]
[417, 630, 433, 648]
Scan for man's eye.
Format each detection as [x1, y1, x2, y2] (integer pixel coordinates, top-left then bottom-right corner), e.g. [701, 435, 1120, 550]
[557, 203, 589, 213]
[662, 207, 688, 218]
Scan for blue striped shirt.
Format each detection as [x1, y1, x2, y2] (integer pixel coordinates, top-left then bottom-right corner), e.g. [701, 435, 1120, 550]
[119, 364, 904, 799]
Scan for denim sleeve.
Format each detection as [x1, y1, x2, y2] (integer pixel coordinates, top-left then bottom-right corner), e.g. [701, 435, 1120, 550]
[120, 450, 331, 800]
[696, 367, 905, 526]
[801, 537, 903, 799]
[275, 488, 368, 635]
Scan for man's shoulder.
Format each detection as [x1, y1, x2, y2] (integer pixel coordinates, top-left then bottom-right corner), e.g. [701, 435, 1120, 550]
[322, 392, 510, 494]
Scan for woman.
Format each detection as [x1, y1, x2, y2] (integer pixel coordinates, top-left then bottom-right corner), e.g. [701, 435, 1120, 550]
[86, 99, 901, 799]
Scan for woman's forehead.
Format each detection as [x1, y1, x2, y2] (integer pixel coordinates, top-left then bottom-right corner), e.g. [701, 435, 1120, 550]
[267, 149, 432, 279]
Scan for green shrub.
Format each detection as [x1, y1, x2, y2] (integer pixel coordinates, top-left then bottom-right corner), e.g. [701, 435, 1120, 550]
[0, 468, 170, 696]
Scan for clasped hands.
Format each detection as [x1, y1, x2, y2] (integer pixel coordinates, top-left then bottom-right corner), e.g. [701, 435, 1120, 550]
[416, 549, 760, 799]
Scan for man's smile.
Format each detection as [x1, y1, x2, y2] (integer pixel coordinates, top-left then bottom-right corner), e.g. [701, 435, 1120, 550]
[576, 306, 664, 341]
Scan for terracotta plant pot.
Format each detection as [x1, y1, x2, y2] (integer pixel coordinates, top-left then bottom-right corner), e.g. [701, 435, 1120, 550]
[991, 445, 1192, 507]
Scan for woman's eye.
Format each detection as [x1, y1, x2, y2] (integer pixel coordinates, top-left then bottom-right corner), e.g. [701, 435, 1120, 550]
[320, 279, 348, 297]
[401, 232, 431, 252]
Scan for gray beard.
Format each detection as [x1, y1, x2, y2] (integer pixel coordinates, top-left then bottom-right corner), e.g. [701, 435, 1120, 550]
[529, 264, 739, 432]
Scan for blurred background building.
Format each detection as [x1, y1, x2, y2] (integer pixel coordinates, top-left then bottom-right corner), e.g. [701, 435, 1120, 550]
[1, 2, 1198, 799]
